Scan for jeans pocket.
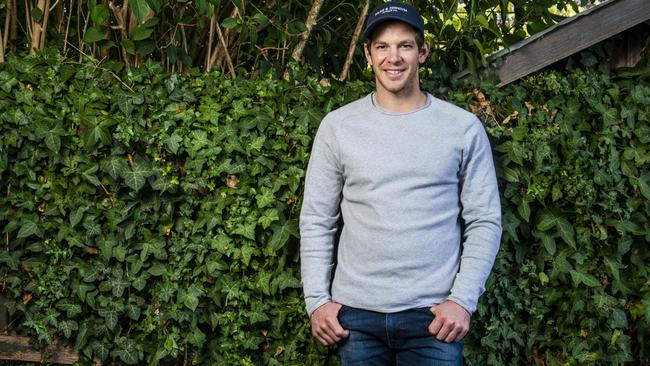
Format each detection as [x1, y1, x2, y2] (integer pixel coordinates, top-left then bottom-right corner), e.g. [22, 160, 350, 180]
[337, 304, 349, 325]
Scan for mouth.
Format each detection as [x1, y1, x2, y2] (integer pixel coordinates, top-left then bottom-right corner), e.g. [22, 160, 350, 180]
[384, 69, 405, 78]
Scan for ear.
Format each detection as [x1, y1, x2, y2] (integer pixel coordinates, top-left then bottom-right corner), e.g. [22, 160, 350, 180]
[364, 43, 372, 65]
[418, 42, 430, 64]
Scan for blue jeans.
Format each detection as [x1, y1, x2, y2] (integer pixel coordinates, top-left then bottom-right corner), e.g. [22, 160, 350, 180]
[337, 305, 463, 366]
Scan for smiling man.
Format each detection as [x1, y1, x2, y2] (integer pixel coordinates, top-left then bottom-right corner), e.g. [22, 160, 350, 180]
[299, 2, 502, 365]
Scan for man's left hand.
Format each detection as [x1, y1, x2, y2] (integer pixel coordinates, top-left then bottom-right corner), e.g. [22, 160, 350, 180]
[428, 300, 471, 343]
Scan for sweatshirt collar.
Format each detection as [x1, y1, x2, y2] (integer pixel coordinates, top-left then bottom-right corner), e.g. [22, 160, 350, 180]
[369, 92, 432, 115]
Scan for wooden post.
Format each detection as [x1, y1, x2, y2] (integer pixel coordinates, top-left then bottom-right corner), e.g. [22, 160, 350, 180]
[0, 335, 102, 365]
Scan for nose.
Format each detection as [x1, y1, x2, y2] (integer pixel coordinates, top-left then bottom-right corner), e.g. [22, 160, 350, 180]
[388, 46, 402, 64]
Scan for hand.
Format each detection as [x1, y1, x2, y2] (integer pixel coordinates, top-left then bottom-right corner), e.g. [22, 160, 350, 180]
[310, 302, 350, 346]
[428, 300, 471, 343]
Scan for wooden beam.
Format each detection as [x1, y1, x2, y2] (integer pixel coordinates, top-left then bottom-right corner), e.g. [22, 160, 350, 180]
[495, 0, 650, 86]
[0, 335, 101, 365]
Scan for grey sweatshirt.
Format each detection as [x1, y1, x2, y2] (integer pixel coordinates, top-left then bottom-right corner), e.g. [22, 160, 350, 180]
[300, 93, 502, 317]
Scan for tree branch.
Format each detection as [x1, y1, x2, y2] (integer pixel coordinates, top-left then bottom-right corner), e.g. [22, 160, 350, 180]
[284, 0, 324, 80]
[30, 0, 46, 54]
[215, 21, 236, 78]
[108, 0, 131, 67]
[205, 11, 215, 72]
[290, 0, 324, 62]
[340, 0, 369, 81]
[39, 0, 51, 49]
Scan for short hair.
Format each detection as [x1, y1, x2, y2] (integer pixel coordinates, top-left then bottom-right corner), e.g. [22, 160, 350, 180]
[366, 20, 425, 53]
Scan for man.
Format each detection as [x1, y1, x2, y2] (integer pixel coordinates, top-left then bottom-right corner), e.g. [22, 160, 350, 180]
[299, 2, 502, 364]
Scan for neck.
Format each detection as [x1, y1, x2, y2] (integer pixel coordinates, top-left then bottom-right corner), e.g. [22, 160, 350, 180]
[373, 87, 427, 113]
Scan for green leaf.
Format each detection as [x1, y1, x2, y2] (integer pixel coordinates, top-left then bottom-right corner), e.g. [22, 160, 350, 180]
[638, 172, 650, 200]
[221, 17, 239, 29]
[517, 199, 530, 222]
[131, 25, 154, 41]
[248, 136, 266, 152]
[502, 167, 519, 182]
[83, 122, 112, 149]
[73, 282, 95, 301]
[82, 165, 101, 186]
[126, 303, 141, 320]
[59, 320, 78, 339]
[611, 308, 628, 328]
[17, 220, 41, 238]
[110, 278, 130, 297]
[148, 262, 167, 276]
[540, 234, 556, 255]
[114, 338, 140, 364]
[164, 133, 183, 154]
[251, 12, 268, 25]
[121, 159, 152, 191]
[255, 187, 274, 209]
[98, 308, 119, 331]
[31, 8, 43, 22]
[206, 259, 228, 274]
[75, 322, 89, 350]
[602, 108, 619, 126]
[234, 221, 256, 240]
[0, 251, 21, 270]
[121, 39, 136, 54]
[270, 220, 297, 251]
[186, 327, 206, 346]
[537, 210, 559, 231]
[258, 209, 279, 229]
[93, 341, 110, 360]
[129, 0, 151, 24]
[101, 156, 127, 180]
[57, 302, 82, 317]
[569, 270, 601, 287]
[84, 26, 106, 43]
[557, 217, 575, 249]
[131, 274, 148, 291]
[258, 271, 272, 295]
[35, 124, 65, 153]
[91, 4, 111, 25]
[70, 207, 86, 228]
[180, 285, 203, 311]
[136, 40, 155, 55]
[97, 237, 114, 260]
[603, 256, 621, 280]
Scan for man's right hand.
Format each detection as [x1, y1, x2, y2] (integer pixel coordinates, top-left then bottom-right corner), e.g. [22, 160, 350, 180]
[310, 302, 350, 346]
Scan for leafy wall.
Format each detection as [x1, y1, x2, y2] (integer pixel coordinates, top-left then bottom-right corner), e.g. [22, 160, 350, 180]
[1, 49, 649, 365]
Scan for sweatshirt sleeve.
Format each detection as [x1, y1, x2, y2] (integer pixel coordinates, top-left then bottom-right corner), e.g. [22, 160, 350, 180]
[299, 117, 344, 317]
[447, 119, 502, 314]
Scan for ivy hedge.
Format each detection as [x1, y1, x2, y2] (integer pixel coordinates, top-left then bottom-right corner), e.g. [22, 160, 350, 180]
[0, 49, 649, 365]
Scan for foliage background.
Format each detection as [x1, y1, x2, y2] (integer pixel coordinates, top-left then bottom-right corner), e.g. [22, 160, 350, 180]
[1, 0, 604, 78]
[1, 0, 649, 365]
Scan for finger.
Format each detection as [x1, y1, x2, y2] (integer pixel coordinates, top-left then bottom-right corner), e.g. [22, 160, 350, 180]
[435, 321, 455, 341]
[315, 329, 338, 345]
[313, 322, 339, 344]
[316, 334, 336, 346]
[326, 317, 348, 338]
[444, 326, 463, 343]
[428, 316, 444, 335]
[321, 321, 347, 343]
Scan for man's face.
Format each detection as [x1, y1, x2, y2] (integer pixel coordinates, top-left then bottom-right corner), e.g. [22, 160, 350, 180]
[364, 22, 429, 98]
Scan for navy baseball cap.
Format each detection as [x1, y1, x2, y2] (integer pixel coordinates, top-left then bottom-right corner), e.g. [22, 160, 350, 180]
[364, 2, 425, 39]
